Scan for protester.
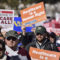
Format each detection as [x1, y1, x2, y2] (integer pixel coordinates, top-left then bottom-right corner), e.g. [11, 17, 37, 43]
[25, 26, 58, 53]
[19, 25, 32, 48]
[45, 32, 50, 40]
[48, 32, 59, 51]
[5, 30, 31, 60]
[0, 40, 10, 60]
[0, 26, 5, 41]
[0, 34, 5, 41]
[49, 32, 56, 43]
[0, 26, 2, 34]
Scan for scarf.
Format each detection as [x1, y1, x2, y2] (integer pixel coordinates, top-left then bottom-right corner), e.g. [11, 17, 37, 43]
[5, 45, 18, 57]
[5, 45, 28, 60]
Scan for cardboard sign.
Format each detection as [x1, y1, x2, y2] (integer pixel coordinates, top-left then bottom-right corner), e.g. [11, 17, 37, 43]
[29, 47, 60, 60]
[14, 17, 33, 32]
[14, 17, 22, 32]
[20, 2, 47, 26]
[0, 9, 14, 28]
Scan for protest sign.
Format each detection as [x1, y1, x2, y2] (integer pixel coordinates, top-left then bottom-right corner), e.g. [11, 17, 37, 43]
[14, 17, 33, 32]
[29, 47, 60, 60]
[14, 17, 22, 32]
[20, 2, 47, 26]
[0, 9, 14, 28]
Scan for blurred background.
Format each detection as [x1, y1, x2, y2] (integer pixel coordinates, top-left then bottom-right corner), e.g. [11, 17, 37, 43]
[0, 0, 60, 17]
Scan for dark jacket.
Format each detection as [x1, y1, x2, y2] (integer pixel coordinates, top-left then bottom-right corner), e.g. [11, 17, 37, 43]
[9, 56, 20, 60]
[47, 42, 59, 52]
[0, 55, 11, 60]
[19, 32, 32, 47]
[25, 38, 58, 53]
[18, 47, 31, 60]
[7, 56, 11, 60]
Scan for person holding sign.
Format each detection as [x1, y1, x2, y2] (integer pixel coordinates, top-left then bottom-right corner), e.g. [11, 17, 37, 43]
[0, 40, 11, 60]
[25, 26, 58, 53]
[19, 25, 32, 48]
[5, 30, 31, 60]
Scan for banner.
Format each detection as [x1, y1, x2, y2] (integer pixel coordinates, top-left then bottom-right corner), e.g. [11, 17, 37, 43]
[14, 17, 22, 32]
[0, 9, 14, 28]
[14, 17, 33, 32]
[20, 2, 47, 26]
[29, 47, 60, 60]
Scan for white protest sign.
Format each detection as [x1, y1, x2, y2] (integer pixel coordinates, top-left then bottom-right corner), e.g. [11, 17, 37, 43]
[0, 9, 14, 28]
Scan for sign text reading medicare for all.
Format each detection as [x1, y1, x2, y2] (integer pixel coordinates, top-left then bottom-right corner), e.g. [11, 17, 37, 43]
[0, 10, 14, 24]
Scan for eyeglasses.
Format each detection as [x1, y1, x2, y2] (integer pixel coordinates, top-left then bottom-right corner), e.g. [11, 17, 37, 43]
[6, 37, 17, 41]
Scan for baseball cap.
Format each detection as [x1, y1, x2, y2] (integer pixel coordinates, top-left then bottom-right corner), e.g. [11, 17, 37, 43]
[35, 26, 46, 34]
[5, 30, 18, 39]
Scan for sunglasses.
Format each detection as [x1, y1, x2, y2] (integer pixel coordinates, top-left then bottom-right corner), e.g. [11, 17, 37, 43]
[36, 33, 43, 35]
[6, 37, 17, 41]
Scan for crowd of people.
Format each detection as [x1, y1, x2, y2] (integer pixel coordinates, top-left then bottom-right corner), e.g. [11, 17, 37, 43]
[0, 25, 60, 60]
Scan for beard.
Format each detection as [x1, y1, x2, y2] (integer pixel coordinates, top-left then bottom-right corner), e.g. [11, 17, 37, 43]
[36, 37, 45, 43]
